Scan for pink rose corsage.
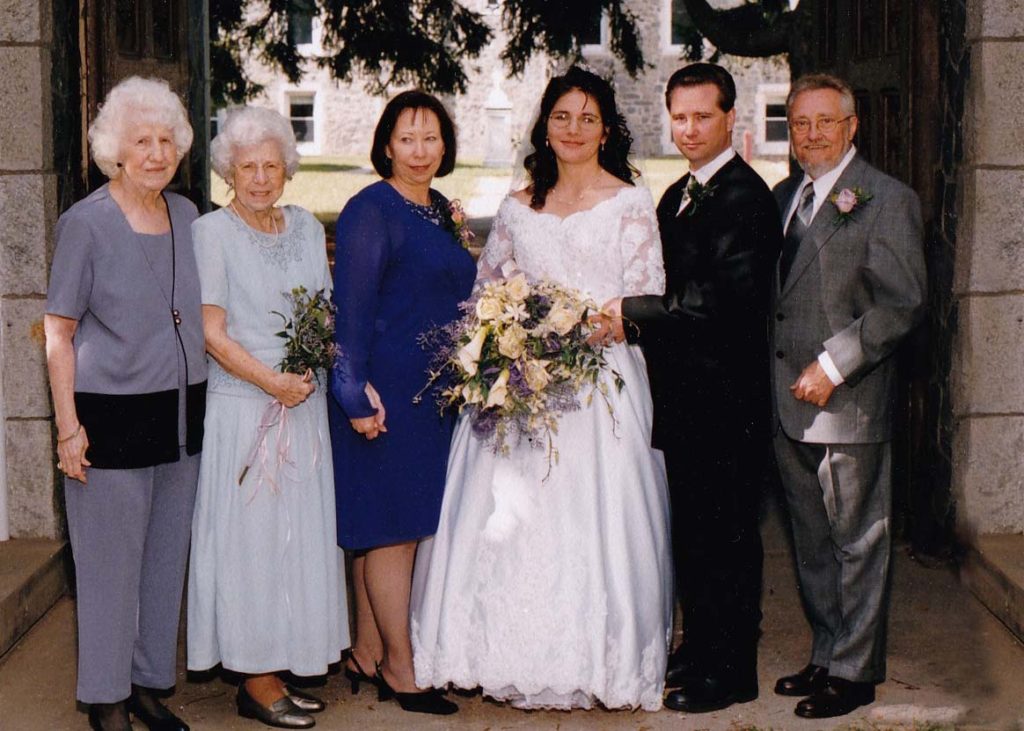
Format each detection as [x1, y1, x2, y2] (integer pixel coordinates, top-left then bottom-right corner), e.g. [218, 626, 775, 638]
[828, 187, 873, 226]
[448, 199, 476, 249]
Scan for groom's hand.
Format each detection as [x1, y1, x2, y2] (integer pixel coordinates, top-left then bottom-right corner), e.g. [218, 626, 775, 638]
[587, 298, 625, 346]
[790, 360, 836, 407]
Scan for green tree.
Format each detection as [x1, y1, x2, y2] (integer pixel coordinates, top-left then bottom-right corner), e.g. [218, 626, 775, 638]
[680, 0, 812, 74]
[211, 0, 651, 107]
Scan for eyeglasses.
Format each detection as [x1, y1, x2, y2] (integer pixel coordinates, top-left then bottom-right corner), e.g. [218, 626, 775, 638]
[548, 111, 603, 130]
[788, 115, 855, 134]
[234, 161, 285, 178]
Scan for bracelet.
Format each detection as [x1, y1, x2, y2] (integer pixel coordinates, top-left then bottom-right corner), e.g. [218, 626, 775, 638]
[57, 424, 82, 444]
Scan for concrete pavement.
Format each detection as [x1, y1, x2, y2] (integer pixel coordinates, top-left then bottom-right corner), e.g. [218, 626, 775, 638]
[2, 503, 1023, 730]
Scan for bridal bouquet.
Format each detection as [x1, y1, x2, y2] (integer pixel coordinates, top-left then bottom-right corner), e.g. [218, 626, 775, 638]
[418, 273, 622, 466]
[238, 286, 337, 487]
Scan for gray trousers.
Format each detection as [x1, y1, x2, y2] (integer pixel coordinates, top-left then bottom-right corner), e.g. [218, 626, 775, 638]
[64, 449, 199, 703]
[773, 431, 891, 683]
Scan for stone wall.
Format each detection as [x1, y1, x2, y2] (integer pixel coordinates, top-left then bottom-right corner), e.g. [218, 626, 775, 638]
[952, 0, 1024, 536]
[241, 0, 789, 163]
[0, 0, 61, 538]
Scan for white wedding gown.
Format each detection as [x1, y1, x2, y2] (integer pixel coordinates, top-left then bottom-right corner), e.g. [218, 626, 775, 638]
[410, 187, 673, 711]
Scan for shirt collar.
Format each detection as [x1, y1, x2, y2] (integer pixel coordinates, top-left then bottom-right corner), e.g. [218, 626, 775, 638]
[800, 145, 857, 202]
[690, 147, 736, 186]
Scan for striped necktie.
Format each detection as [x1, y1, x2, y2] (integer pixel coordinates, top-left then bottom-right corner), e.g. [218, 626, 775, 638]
[779, 182, 815, 286]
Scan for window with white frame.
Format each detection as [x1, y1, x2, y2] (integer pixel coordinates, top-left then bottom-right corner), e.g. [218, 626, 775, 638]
[287, 0, 314, 46]
[288, 93, 317, 152]
[580, 6, 606, 50]
[755, 83, 791, 155]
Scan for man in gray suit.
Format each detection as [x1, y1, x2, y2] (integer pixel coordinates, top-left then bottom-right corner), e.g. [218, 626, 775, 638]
[770, 73, 926, 719]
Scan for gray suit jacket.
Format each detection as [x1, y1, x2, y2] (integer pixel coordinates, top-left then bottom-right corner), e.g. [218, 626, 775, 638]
[770, 154, 926, 444]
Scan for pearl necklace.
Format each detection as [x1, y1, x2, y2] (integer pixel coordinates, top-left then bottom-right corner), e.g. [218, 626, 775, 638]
[229, 199, 280, 245]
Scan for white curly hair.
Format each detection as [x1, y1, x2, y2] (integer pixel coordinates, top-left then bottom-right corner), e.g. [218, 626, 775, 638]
[88, 76, 193, 179]
[210, 106, 301, 184]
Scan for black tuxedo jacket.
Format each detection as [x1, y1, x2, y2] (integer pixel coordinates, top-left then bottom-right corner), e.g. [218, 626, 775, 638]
[622, 154, 783, 449]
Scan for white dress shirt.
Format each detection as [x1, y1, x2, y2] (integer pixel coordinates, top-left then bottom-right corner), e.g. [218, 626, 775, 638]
[677, 147, 737, 216]
[783, 145, 858, 387]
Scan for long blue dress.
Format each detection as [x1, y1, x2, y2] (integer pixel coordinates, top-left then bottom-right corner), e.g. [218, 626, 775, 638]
[329, 181, 476, 550]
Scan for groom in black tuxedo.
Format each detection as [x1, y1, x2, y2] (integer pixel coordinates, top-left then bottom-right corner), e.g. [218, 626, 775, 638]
[598, 63, 783, 712]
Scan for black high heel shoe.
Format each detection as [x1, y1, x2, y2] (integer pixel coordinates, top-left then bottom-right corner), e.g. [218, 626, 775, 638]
[343, 654, 379, 695]
[375, 663, 458, 715]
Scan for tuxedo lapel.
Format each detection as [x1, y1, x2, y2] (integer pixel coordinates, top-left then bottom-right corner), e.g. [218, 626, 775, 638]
[779, 156, 870, 300]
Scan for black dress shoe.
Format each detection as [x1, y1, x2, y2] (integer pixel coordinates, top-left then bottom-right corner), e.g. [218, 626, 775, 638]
[774, 663, 828, 696]
[794, 676, 875, 719]
[236, 684, 315, 729]
[376, 664, 458, 715]
[88, 702, 132, 731]
[284, 685, 325, 713]
[664, 674, 758, 714]
[126, 685, 189, 731]
[665, 645, 703, 688]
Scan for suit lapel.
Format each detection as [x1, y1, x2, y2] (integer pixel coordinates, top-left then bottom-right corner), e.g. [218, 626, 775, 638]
[779, 155, 869, 300]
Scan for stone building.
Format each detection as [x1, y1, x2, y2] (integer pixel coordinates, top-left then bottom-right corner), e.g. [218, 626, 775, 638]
[237, 0, 791, 164]
[2, 0, 1024, 651]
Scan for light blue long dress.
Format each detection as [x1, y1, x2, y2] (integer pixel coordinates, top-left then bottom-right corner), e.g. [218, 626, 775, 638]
[187, 205, 350, 675]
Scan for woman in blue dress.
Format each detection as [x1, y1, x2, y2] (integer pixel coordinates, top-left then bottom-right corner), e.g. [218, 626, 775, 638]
[329, 91, 476, 716]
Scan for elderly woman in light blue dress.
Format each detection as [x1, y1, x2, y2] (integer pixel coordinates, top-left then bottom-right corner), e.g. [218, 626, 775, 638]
[187, 107, 349, 730]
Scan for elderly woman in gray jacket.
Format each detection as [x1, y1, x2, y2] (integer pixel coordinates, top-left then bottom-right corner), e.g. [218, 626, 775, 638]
[44, 76, 205, 731]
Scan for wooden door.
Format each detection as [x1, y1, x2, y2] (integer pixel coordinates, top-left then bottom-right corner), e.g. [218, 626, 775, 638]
[810, 0, 945, 550]
[83, 0, 200, 196]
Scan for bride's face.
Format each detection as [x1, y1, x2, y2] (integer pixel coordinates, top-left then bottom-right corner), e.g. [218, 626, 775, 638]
[546, 89, 608, 165]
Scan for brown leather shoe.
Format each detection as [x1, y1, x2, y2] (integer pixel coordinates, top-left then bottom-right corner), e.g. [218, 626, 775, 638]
[794, 676, 875, 719]
[774, 663, 828, 696]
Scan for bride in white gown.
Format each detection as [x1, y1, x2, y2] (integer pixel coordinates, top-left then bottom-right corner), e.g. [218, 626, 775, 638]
[410, 67, 673, 711]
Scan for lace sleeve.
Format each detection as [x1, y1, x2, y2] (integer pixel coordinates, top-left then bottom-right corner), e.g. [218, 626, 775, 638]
[620, 189, 666, 297]
[477, 197, 519, 285]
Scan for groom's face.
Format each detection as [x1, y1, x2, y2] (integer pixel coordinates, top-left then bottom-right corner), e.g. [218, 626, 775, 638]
[667, 83, 735, 172]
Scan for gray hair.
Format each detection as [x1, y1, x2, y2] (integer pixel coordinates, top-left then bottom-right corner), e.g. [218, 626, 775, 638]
[786, 73, 856, 117]
[88, 76, 193, 179]
[210, 106, 301, 184]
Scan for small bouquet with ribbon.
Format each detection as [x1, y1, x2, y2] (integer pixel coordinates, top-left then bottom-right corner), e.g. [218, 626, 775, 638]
[238, 286, 338, 486]
[418, 273, 622, 472]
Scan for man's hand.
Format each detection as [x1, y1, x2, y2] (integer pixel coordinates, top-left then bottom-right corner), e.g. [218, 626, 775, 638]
[790, 360, 836, 407]
[587, 298, 625, 346]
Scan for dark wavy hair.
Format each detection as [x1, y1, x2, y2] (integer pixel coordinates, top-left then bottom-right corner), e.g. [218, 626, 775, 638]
[370, 90, 457, 178]
[524, 67, 638, 210]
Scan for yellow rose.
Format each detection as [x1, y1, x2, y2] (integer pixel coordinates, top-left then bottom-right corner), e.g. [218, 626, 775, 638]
[523, 359, 551, 392]
[475, 296, 504, 322]
[457, 326, 489, 376]
[546, 304, 579, 336]
[485, 369, 510, 408]
[497, 323, 527, 359]
[504, 273, 531, 302]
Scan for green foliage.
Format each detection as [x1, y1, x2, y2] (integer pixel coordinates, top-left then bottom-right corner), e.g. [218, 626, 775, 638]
[210, 0, 652, 108]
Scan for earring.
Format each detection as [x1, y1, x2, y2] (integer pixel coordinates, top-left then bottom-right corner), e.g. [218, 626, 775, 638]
[600, 142, 605, 152]
[545, 138, 550, 148]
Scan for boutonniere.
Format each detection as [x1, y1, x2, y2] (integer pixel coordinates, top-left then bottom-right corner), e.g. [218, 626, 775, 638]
[446, 199, 476, 249]
[829, 187, 873, 226]
[682, 178, 717, 217]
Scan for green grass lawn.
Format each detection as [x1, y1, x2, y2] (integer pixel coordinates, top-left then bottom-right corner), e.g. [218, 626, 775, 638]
[211, 155, 789, 229]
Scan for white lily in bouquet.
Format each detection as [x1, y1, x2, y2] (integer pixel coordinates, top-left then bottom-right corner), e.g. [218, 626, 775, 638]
[417, 272, 623, 470]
